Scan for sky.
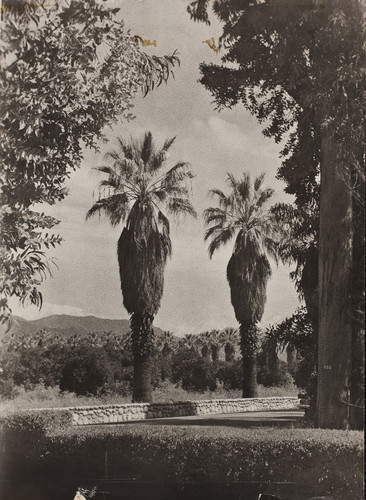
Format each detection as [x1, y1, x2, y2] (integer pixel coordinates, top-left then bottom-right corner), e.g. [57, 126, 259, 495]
[10, 0, 301, 334]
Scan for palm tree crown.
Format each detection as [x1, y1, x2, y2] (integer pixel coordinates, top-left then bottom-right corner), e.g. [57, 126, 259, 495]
[87, 132, 197, 317]
[204, 172, 278, 326]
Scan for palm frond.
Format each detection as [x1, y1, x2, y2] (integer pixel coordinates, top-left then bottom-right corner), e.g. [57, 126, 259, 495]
[99, 178, 120, 190]
[167, 197, 197, 218]
[236, 174, 251, 201]
[204, 223, 225, 241]
[95, 165, 118, 177]
[141, 131, 154, 165]
[88, 131, 195, 319]
[163, 162, 194, 184]
[104, 150, 121, 162]
[209, 188, 231, 208]
[149, 137, 176, 173]
[147, 136, 176, 173]
[86, 193, 129, 226]
[208, 225, 235, 258]
[116, 137, 133, 159]
[254, 173, 266, 192]
[205, 170, 279, 326]
[162, 136, 176, 152]
[203, 207, 227, 225]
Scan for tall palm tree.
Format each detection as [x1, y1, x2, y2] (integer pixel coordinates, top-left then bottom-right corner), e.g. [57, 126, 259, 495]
[198, 330, 213, 360]
[204, 173, 278, 397]
[179, 333, 198, 354]
[87, 132, 196, 402]
[219, 327, 239, 363]
[208, 329, 220, 363]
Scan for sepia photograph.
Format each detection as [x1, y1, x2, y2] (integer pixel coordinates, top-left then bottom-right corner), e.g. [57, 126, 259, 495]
[0, 0, 364, 499]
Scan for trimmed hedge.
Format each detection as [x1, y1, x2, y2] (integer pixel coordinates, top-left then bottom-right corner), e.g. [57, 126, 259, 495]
[1, 414, 363, 500]
[0, 409, 72, 474]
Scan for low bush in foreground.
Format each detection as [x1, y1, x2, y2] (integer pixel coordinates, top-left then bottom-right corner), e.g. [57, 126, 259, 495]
[0, 414, 363, 500]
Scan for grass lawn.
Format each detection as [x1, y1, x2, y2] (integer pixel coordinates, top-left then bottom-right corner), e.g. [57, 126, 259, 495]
[0, 380, 299, 414]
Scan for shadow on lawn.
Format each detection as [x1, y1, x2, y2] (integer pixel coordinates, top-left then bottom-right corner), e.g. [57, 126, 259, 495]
[120, 410, 305, 429]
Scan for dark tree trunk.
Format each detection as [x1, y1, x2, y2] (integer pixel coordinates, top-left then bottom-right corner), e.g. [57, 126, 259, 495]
[225, 343, 235, 363]
[240, 323, 258, 398]
[266, 341, 279, 375]
[316, 122, 353, 429]
[211, 344, 219, 363]
[350, 180, 365, 430]
[201, 345, 211, 360]
[131, 312, 155, 402]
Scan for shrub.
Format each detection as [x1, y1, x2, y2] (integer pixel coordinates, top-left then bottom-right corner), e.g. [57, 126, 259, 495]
[216, 359, 243, 389]
[172, 349, 217, 392]
[0, 378, 19, 399]
[2, 423, 362, 500]
[0, 408, 73, 475]
[257, 360, 294, 387]
[59, 347, 113, 395]
[1, 408, 72, 436]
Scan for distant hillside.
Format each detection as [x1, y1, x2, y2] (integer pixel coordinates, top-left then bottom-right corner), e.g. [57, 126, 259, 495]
[1, 314, 164, 341]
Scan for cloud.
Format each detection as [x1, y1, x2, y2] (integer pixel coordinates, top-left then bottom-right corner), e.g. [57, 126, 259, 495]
[9, 300, 85, 321]
[207, 116, 251, 152]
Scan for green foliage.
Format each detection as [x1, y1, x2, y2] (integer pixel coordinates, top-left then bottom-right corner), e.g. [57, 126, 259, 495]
[189, 0, 365, 190]
[1, 325, 296, 400]
[59, 347, 113, 396]
[205, 172, 278, 326]
[0, 384, 132, 413]
[0, 0, 179, 321]
[1, 408, 72, 436]
[172, 348, 217, 392]
[265, 307, 317, 398]
[88, 132, 196, 319]
[0, 407, 72, 483]
[0, 328, 132, 397]
[2, 422, 363, 500]
[216, 359, 242, 390]
[257, 360, 294, 389]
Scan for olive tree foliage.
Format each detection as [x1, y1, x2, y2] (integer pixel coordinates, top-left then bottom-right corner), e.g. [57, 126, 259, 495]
[0, 0, 179, 322]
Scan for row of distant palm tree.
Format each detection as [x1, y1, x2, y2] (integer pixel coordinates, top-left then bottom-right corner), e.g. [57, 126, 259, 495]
[155, 328, 240, 363]
[87, 132, 279, 401]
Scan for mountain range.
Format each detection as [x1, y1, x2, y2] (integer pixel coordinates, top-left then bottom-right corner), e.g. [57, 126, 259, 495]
[1, 314, 165, 341]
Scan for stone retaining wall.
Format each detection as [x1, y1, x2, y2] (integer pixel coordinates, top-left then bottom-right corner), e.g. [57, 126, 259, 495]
[70, 397, 299, 426]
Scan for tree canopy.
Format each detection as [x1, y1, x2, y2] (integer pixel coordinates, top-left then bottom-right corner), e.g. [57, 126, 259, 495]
[189, 0, 365, 429]
[188, 0, 364, 199]
[0, 0, 179, 322]
[87, 132, 196, 319]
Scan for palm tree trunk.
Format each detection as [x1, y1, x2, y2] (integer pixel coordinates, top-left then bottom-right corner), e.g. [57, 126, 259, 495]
[240, 323, 258, 398]
[211, 345, 219, 363]
[316, 118, 353, 429]
[225, 343, 235, 363]
[131, 312, 155, 402]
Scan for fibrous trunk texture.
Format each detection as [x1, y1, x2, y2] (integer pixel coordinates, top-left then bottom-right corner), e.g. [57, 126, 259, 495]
[131, 312, 155, 402]
[240, 323, 258, 398]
